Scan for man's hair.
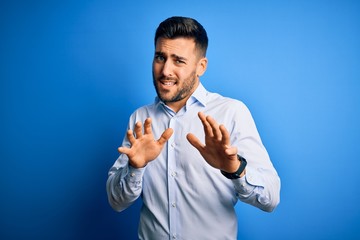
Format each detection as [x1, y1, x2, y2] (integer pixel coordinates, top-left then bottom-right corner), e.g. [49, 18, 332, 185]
[154, 16, 208, 57]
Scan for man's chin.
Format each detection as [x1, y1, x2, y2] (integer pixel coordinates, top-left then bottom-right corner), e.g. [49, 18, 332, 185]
[158, 96, 173, 103]
[158, 93, 180, 103]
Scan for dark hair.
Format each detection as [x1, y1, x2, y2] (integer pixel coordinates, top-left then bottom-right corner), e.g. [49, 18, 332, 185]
[154, 16, 208, 57]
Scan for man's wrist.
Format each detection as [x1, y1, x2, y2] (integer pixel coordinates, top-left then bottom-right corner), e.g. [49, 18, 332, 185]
[221, 155, 247, 179]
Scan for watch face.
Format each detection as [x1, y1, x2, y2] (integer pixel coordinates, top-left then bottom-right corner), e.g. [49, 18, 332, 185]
[230, 173, 241, 179]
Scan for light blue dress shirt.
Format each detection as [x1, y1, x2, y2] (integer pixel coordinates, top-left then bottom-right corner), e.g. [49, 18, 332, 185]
[107, 83, 280, 240]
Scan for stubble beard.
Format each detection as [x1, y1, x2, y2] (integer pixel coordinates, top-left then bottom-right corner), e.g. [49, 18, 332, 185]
[153, 71, 197, 104]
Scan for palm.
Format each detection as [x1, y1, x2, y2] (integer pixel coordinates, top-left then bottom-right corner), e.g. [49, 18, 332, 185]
[187, 112, 240, 173]
[201, 132, 234, 169]
[118, 118, 173, 168]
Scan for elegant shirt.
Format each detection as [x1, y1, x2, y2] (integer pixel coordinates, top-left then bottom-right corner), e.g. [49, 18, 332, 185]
[107, 83, 280, 240]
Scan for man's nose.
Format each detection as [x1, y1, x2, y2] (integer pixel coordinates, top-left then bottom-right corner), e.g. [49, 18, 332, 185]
[162, 60, 173, 77]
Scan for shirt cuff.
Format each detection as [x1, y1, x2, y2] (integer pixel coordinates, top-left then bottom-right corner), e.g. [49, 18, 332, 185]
[232, 175, 256, 195]
[125, 165, 146, 184]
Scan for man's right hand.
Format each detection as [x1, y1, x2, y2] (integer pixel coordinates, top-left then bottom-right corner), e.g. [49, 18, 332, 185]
[118, 118, 173, 168]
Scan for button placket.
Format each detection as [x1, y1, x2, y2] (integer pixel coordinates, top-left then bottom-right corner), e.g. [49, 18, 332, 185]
[168, 117, 178, 238]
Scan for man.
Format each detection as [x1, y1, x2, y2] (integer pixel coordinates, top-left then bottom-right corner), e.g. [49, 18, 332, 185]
[107, 16, 280, 239]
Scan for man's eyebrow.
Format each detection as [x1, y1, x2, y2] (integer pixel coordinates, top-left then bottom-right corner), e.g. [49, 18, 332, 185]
[171, 54, 188, 61]
[154, 51, 164, 56]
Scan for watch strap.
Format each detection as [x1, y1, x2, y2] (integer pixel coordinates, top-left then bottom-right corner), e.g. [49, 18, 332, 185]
[221, 155, 247, 179]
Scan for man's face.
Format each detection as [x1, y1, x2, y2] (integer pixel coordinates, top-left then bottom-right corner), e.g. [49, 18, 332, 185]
[152, 37, 207, 112]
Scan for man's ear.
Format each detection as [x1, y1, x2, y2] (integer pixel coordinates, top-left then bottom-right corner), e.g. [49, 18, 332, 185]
[196, 57, 208, 77]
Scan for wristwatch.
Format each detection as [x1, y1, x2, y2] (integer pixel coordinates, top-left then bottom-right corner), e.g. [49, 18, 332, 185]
[221, 155, 247, 179]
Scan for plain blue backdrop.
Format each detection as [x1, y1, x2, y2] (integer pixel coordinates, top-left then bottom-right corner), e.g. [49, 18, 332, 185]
[1, 0, 360, 239]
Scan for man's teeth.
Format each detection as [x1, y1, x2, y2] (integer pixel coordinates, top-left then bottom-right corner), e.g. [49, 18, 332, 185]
[163, 82, 175, 86]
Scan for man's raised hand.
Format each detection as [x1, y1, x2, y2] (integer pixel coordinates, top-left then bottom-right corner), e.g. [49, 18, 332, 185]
[186, 112, 241, 173]
[118, 118, 173, 168]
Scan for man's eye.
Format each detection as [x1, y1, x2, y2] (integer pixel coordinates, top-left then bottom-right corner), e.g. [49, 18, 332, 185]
[155, 55, 165, 61]
[175, 59, 185, 64]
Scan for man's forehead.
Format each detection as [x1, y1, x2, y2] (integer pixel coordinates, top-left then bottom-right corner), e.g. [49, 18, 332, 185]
[156, 38, 196, 50]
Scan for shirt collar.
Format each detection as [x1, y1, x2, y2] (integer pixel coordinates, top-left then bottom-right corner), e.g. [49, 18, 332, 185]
[188, 82, 207, 107]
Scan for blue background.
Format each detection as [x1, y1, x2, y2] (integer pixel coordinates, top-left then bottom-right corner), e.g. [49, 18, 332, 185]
[1, 0, 360, 239]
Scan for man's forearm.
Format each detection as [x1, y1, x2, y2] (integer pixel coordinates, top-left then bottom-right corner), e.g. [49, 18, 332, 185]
[233, 166, 280, 212]
[106, 164, 144, 212]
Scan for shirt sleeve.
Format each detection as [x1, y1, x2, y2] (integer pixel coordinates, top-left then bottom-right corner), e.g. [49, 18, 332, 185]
[106, 112, 147, 212]
[231, 165, 280, 212]
[230, 101, 281, 212]
[106, 155, 146, 212]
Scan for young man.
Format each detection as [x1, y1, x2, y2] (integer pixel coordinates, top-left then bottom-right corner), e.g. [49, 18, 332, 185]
[107, 16, 280, 239]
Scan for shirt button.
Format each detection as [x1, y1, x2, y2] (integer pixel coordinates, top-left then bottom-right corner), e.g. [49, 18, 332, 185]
[171, 202, 176, 208]
[172, 234, 177, 239]
[130, 172, 136, 177]
[171, 171, 177, 177]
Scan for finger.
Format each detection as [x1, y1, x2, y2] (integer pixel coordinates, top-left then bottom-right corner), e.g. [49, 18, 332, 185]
[118, 146, 131, 155]
[186, 133, 205, 153]
[126, 129, 136, 144]
[219, 124, 230, 146]
[206, 115, 222, 141]
[143, 118, 153, 135]
[157, 128, 174, 145]
[198, 112, 213, 137]
[134, 121, 143, 138]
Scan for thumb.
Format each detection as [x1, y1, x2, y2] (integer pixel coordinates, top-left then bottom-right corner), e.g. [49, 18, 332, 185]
[157, 128, 174, 145]
[186, 133, 204, 152]
[118, 146, 130, 155]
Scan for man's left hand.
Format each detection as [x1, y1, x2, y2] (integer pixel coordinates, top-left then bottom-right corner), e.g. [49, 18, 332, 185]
[187, 112, 243, 175]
